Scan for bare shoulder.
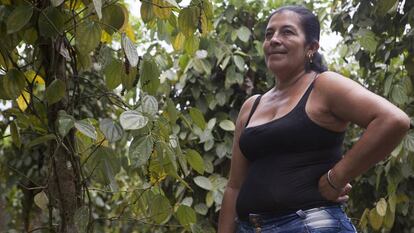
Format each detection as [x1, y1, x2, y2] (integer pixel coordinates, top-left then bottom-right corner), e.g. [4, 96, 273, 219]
[313, 71, 410, 128]
[313, 71, 360, 94]
[312, 71, 370, 108]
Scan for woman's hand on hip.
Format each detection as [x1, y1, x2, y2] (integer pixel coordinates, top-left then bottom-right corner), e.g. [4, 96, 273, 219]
[318, 171, 352, 203]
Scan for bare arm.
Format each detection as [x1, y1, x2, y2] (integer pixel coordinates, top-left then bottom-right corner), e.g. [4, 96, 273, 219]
[316, 72, 410, 200]
[218, 96, 256, 233]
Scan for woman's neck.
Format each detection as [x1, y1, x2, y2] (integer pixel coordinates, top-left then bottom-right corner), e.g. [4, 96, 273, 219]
[273, 70, 309, 91]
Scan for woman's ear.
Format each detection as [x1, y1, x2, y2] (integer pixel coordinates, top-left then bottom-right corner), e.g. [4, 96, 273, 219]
[308, 41, 320, 54]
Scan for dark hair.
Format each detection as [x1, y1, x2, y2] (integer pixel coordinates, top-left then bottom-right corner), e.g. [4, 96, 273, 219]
[267, 5, 327, 73]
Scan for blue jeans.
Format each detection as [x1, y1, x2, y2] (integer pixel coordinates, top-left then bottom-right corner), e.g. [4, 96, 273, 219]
[235, 205, 357, 233]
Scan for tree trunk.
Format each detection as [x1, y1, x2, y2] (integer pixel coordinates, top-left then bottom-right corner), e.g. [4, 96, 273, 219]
[41, 36, 81, 233]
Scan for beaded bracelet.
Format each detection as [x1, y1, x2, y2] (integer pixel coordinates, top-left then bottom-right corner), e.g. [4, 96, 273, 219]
[327, 169, 341, 191]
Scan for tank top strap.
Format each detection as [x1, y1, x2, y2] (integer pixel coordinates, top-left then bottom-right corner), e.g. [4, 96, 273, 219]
[244, 95, 262, 127]
[297, 72, 320, 107]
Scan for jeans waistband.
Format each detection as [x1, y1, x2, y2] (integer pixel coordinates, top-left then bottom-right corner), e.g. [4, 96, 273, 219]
[238, 205, 343, 223]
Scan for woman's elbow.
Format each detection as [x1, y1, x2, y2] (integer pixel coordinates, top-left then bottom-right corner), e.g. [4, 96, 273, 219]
[388, 111, 411, 134]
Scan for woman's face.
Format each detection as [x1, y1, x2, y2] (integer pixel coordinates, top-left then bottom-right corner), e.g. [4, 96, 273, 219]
[263, 10, 309, 74]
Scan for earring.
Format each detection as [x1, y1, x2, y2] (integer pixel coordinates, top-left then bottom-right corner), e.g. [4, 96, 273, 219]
[308, 53, 314, 64]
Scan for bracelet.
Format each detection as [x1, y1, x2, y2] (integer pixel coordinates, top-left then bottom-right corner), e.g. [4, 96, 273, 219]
[327, 169, 341, 191]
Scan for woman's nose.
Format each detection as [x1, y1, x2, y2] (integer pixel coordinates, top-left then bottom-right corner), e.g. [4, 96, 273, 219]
[269, 34, 282, 46]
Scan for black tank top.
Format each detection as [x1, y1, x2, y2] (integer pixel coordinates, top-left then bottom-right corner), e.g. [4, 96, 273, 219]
[236, 79, 345, 219]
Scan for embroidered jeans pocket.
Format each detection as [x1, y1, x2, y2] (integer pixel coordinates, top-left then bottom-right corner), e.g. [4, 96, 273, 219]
[323, 208, 357, 232]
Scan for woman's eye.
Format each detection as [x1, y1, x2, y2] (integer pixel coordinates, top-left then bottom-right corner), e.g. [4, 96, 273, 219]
[283, 30, 293, 35]
[265, 32, 273, 38]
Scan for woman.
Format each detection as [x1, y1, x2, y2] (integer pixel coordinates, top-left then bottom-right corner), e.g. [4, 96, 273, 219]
[218, 5, 410, 233]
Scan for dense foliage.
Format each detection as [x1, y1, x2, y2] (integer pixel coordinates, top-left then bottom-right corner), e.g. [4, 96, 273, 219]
[330, 0, 414, 232]
[0, 0, 413, 232]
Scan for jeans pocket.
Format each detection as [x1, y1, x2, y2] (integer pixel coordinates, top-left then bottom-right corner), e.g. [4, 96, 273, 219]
[339, 218, 357, 232]
[323, 208, 357, 232]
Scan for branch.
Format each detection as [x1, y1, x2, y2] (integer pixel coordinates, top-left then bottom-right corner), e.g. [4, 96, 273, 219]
[6, 164, 44, 188]
[81, 138, 106, 167]
[27, 226, 56, 233]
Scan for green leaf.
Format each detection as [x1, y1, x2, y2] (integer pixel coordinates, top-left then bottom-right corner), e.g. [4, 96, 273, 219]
[194, 203, 208, 215]
[388, 193, 397, 213]
[204, 139, 214, 151]
[166, 98, 178, 123]
[140, 57, 160, 95]
[200, 11, 213, 35]
[404, 56, 414, 76]
[164, 0, 179, 8]
[27, 134, 56, 148]
[189, 108, 206, 130]
[206, 191, 213, 207]
[203, 0, 214, 18]
[4, 69, 26, 99]
[194, 176, 213, 190]
[359, 208, 369, 229]
[152, 0, 173, 20]
[0, 77, 10, 100]
[186, 149, 204, 174]
[357, 29, 378, 53]
[173, 32, 186, 51]
[369, 207, 383, 230]
[140, 1, 155, 23]
[225, 65, 243, 88]
[210, 175, 227, 191]
[377, 0, 398, 16]
[10, 121, 21, 148]
[402, 76, 413, 95]
[92, 0, 102, 19]
[391, 84, 408, 105]
[76, 20, 101, 54]
[38, 7, 65, 38]
[150, 194, 172, 224]
[34, 191, 48, 210]
[57, 110, 75, 137]
[104, 60, 123, 90]
[101, 153, 119, 192]
[233, 55, 245, 71]
[404, 132, 414, 152]
[376, 198, 387, 216]
[75, 120, 97, 140]
[121, 65, 137, 90]
[237, 26, 251, 42]
[129, 135, 153, 167]
[207, 118, 216, 129]
[85, 147, 121, 186]
[101, 4, 127, 34]
[51, 0, 64, 7]
[46, 79, 66, 104]
[6, 5, 33, 34]
[122, 33, 139, 67]
[184, 35, 200, 55]
[175, 205, 196, 227]
[178, 7, 200, 37]
[220, 55, 231, 70]
[384, 75, 393, 96]
[99, 118, 123, 142]
[383, 207, 395, 229]
[219, 120, 235, 131]
[74, 206, 89, 233]
[120, 110, 149, 130]
[142, 95, 158, 116]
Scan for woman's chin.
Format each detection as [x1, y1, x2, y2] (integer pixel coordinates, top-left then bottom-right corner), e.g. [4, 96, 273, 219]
[267, 62, 286, 73]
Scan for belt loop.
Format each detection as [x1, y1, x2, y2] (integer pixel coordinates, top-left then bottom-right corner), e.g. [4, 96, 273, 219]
[296, 209, 307, 219]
